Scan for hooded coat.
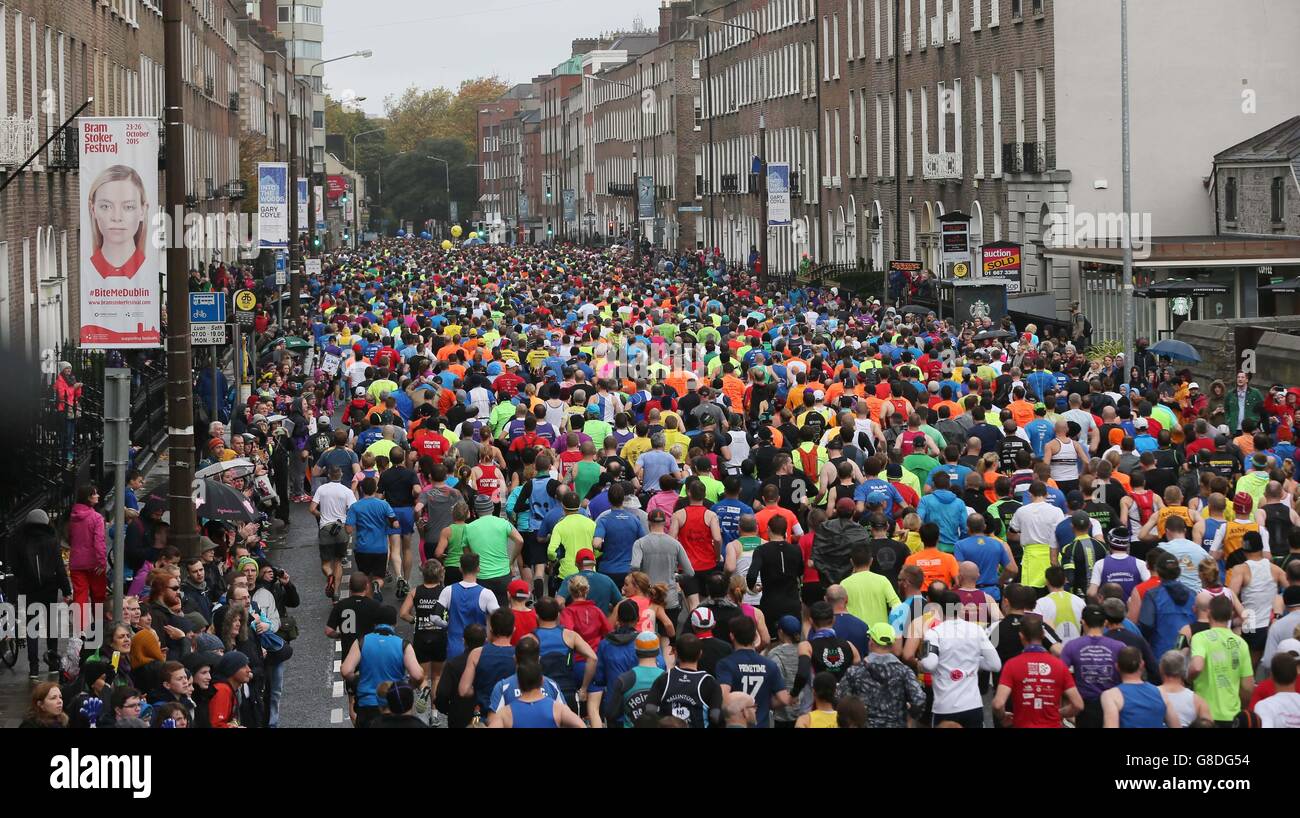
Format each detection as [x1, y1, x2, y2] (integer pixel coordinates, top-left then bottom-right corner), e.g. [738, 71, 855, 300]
[67, 502, 106, 573]
[1138, 579, 1195, 657]
[11, 516, 71, 599]
[916, 489, 969, 547]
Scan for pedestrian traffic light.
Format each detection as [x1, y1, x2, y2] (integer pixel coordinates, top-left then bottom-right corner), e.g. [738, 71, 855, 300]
[546, 187, 552, 201]
[311, 235, 322, 251]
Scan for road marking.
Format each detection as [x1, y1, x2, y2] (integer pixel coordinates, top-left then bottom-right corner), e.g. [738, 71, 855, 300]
[333, 680, 344, 698]
[334, 641, 341, 653]
[333, 659, 341, 672]
[331, 708, 344, 724]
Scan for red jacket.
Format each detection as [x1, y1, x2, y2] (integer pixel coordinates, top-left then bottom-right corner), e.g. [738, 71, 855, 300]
[209, 681, 240, 727]
[56, 375, 82, 413]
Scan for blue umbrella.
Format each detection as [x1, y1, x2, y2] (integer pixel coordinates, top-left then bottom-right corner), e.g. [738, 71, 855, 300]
[1149, 339, 1201, 363]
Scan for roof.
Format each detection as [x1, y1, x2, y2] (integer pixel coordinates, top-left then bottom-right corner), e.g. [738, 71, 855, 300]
[606, 33, 659, 57]
[1214, 115, 1300, 166]
[518, 109, 541, 124]
[1043, 234, 1300, 267]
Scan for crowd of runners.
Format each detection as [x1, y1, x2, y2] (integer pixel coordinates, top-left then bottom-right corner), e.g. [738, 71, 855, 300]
[10, 237, 1300, 729]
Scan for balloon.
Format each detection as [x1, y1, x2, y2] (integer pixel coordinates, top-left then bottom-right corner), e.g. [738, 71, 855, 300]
[441, 240, 452, 250]
[420, 231, 431, 239]
[468, 232, 478, 240]
[451, 225, 463, 238]
[396, 230, 406, 237]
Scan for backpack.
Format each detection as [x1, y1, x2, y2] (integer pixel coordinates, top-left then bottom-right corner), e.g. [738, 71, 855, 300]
[811, 519, 871, 585]
[797, 444, 821, 479]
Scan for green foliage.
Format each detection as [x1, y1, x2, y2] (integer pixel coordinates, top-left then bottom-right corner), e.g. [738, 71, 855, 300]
[1087, 339, 1124, 362]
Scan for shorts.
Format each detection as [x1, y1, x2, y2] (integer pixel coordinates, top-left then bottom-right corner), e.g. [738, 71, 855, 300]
[800, 581, 825, 606]
[1244, 626, 1269, 653]
[354, 705, 381, 729]
[413, 631, 448, 664]
[679, 567, 720, 598]
[318, 522, 349, 562]
[392, 506, 416, 536]
[354, 551, 388, 579]
[480, 575, 511, 607]
[522, 531, 548, 566]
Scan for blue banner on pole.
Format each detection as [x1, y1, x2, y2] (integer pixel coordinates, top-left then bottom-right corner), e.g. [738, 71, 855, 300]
[563, 189, 577, 223]
[767, 163, 791, 227]
[637, 176, 655, 220]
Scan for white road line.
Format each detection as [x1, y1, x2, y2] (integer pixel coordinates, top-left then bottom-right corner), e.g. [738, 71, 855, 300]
[333, 680, 344, 698]
[330, 708, 344, 724]
[333, 659, 341, 672]
[334, 640, 341, 653]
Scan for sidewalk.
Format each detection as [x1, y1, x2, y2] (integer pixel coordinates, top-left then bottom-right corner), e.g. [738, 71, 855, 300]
[0, 454, 171, 726]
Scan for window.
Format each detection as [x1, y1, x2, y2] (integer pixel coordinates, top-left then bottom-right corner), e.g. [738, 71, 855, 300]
[904, 0, 912, 51]
[1014, 69, 1025, 143]
[859, 89, 869, 172]
[857, 0, 866, 58]
[919, 0, 927, 50]
[1272, 177, 1286, 223]
[920, 86, 929, 155]
[833, 108, 842, 182]
[991, 0, 1000, 26]
[1012, 0, 1023, 19]
[874, 95, 883, 176]
[312, 110, 323, 129]
[0, 4, 7, 119]
[847, 1, 854, 59]
[906, 90, 914, 177]
[887, 0, 895, 55]
[888, 93, 896, 176]
[952, 79, 961, 161]
[991, 74, 1002, 176]
[874, 0, 881, 59]
[973, 0, 982, 30]
[822, 16, 830, 80]
[278, 5, 289, 22]
[937, 81, 947, 153]
[848, 91, 856, 177]
[974, 76, 984, 176]
[1035, 68, 1046, 148]
[832, 13, 840, 77]
[1224, 176, 1238, 222]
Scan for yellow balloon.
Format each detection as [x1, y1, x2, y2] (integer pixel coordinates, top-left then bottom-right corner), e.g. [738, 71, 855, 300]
[440, 240, 452, 250]
[468, 232, 478, 240]
[450, 225, 463, 238]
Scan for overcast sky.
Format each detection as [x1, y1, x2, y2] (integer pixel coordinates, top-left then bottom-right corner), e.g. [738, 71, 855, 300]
[323, 0, 662, 117]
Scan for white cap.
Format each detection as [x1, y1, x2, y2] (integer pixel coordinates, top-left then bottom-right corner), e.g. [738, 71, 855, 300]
[1188, 382, 1200, 390]
[813, 389, 825, 401]
[1276, 638, 1300, 657]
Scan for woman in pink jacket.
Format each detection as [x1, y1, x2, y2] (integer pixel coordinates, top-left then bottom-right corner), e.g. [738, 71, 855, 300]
[67, 483, 107, 630]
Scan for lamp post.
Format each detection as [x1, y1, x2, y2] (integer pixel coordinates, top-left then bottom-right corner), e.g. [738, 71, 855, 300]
[348, 128, 385, 249]
[689, 14, 766, 287]
[290, 47, 373, 321]
[1120, 0, 1136, 383]
[427, 155, 452, 237]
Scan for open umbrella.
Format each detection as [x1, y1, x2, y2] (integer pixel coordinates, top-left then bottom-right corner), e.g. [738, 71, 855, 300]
[1148, 339, 1201, 363]
[193, 479, 258, 524]
[259, 336, 311, 355]
[195, 458, 256, 481]
[1260, 277, 1300, 294]
[973, 329, 1014, 341]
[901, 305, 935, 317]
[1134, 279, 1228, 298]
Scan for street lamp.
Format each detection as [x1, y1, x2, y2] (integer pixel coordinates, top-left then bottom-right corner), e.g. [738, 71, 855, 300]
[689, 14, 768, 286]
[427, 156, 452, 236]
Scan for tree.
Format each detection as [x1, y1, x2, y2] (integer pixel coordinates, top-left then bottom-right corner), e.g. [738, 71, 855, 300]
[444, 76, 511, 150]
[383, 86, 454, 154]
[324, 93, 374, 153]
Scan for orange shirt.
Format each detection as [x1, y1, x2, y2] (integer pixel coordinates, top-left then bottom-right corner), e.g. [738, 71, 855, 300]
[935, 400, 964, 418]
[904, 548, 959, 591]
[755, 505, 800, 542]
[721, 374, 746, 411]
[1008, 400, 1036, 428]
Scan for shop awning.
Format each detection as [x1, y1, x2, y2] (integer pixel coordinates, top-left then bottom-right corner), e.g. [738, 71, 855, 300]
[1133, 278, 1230, 298]
[1043, 236, 1300, 268]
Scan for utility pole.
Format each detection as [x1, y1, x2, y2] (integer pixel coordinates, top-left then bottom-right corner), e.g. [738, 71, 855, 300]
[893, 0, 902, 306]
[1120, 0, 1136, 384]
[163, 0, 197, 556]
[288, 1, 302, 326]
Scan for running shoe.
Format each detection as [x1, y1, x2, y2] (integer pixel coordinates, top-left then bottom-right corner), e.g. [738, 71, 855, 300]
[325, 575, 335, 600]
[371, 580, 382, 603]
[428, 709, 448, 729]
[394, 577, 410, 601]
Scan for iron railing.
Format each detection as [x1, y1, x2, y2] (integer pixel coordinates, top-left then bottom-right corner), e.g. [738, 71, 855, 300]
[0, 343, 167, 544]
[48, 126, 79, 170]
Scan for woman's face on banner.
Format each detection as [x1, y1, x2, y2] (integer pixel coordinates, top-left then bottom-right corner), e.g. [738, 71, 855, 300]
[94, 179, 144, 246]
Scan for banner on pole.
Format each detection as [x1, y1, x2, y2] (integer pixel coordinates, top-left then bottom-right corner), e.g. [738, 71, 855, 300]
[258, 162, 289, 248]
[78, 117, 162, 348]
[637, 176, 655, 220]
[314, 185, 325, 230]
[767, 162, 791, 226]
[297, 177, 308, 232]
[563, 189, 577, 223]
[450, 201, 459, 223]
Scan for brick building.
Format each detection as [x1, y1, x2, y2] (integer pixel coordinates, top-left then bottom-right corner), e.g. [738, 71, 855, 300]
[538, 64, 582, 241]
[694, 0, 822, 272]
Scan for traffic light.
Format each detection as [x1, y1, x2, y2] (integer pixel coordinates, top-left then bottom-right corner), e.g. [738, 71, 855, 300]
[547, 227, 554, 237]
[341, 192, 349, 208]
[311, 234, 322, 251]
[545, 187, 552, 201]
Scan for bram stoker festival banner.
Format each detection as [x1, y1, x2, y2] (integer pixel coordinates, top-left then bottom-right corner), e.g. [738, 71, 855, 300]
[78, 117, 162, 348]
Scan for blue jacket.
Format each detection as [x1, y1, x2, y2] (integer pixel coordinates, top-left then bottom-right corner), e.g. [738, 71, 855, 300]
[591, 628, 665, 693]
[1138, 580, 1195, 657]
[917, 489, 968, 547]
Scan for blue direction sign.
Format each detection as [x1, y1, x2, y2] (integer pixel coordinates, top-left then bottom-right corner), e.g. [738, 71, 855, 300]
[189, 292, 226, 324]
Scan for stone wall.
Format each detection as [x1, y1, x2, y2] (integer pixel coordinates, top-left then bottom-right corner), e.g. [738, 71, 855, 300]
[1174, 317, 1300, 386]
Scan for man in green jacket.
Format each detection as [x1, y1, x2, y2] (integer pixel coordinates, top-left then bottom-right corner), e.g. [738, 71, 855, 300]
[1223, 371, 1265, 434]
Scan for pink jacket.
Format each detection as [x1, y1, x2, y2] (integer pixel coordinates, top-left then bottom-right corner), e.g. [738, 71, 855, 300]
[67, 502, 106, 572]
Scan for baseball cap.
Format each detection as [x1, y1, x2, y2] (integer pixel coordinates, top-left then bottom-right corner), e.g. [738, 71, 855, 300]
[1188, 382, 1200, 390]
[1070, 511, 1091, 530]
[1108, 527, 1131, 549]
[776, 615, 801, 638]
[1133, 417, 1148, 430]
[634, 631, 661, 656]
[1283, 586, 1300, 608]
[1275, 638, 1300, 658]
[690, 607, 716, 632]
[586, 403, 602, 415]
[508, 579, 530, 600]
[835, 497, 857, 517]
[868, 622, 896, 646]
[813, 389, 825, 401]
[354, 387, 366, 397]
[1233, 491, 1254, 516]
[575, 548, 597, 567]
